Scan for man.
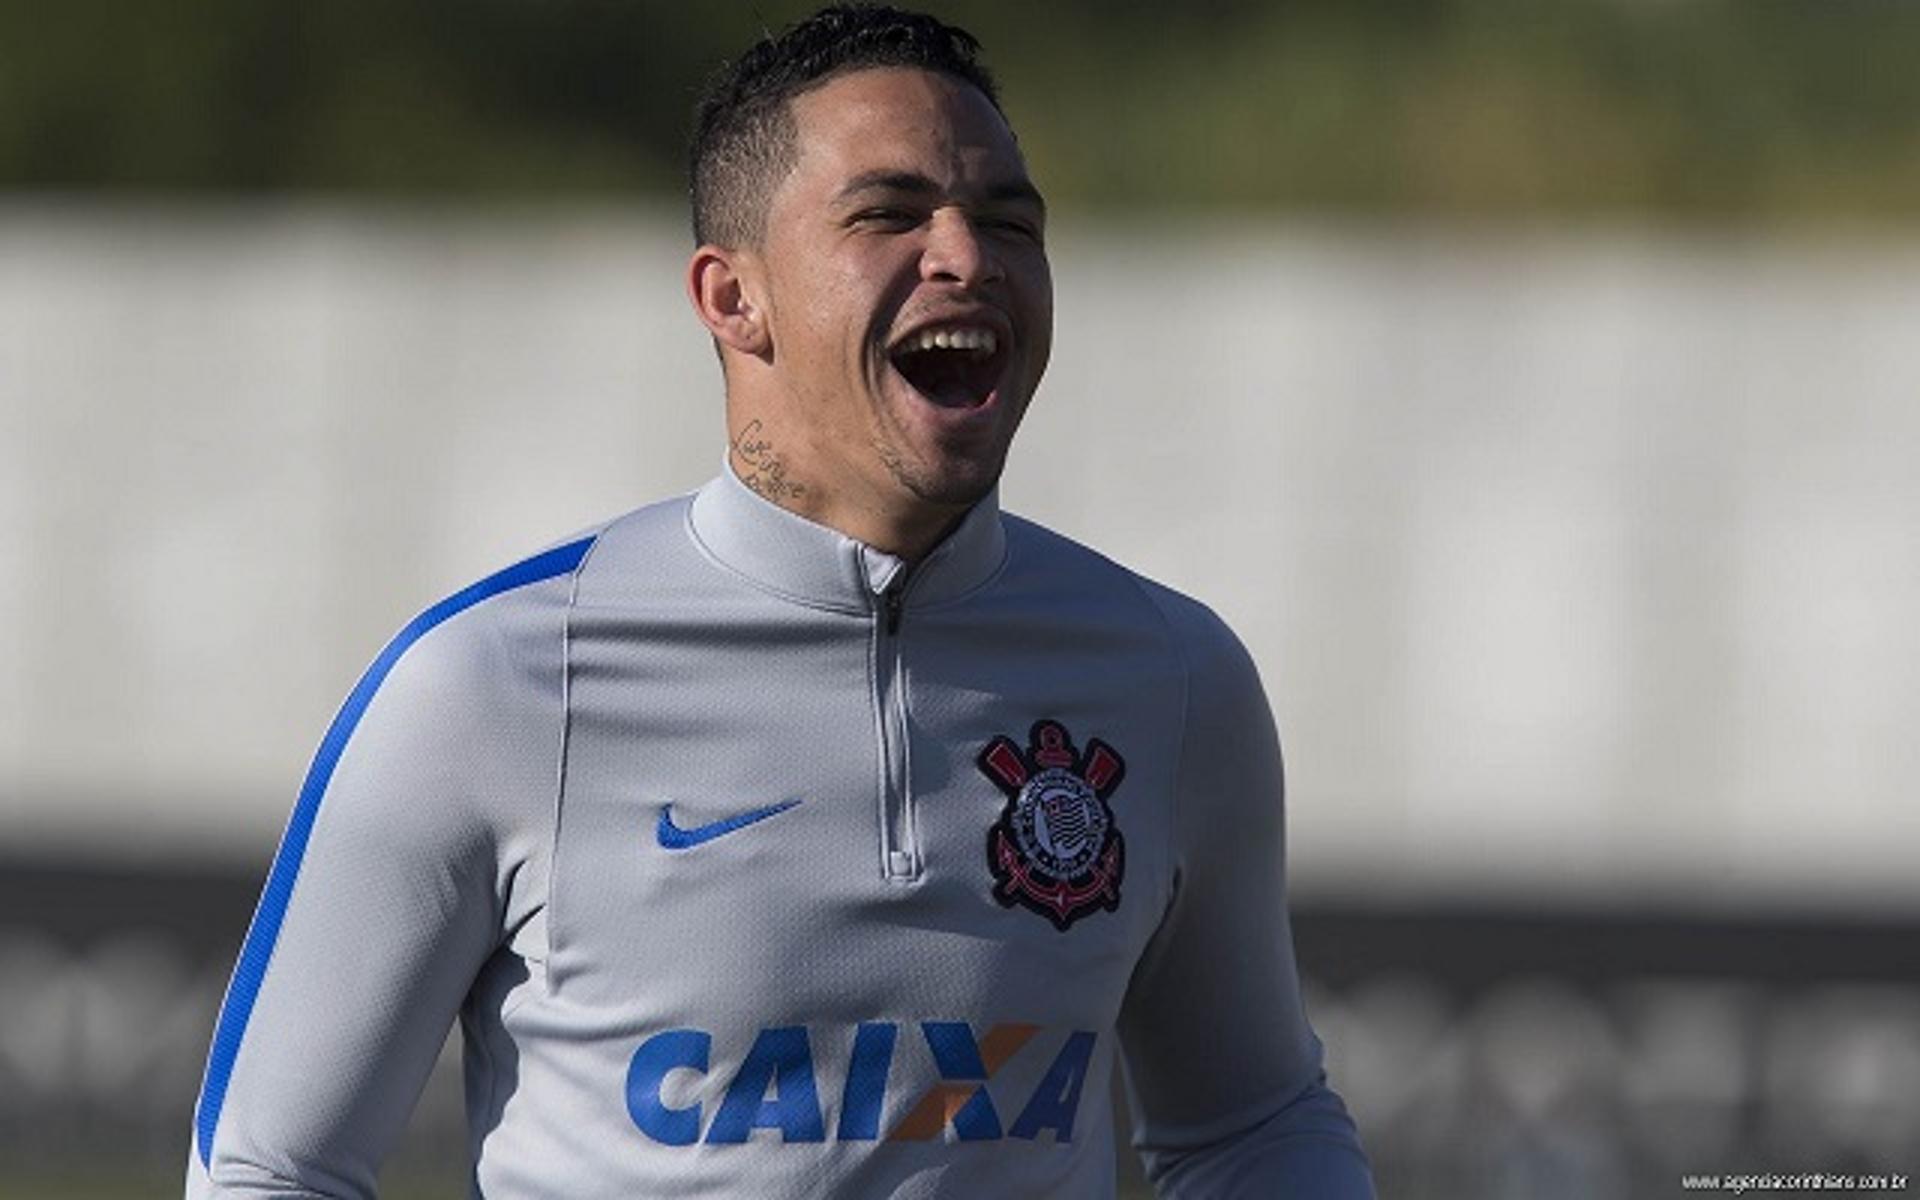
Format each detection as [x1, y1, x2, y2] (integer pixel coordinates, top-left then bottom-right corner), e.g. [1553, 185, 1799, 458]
[188, 6, 1374, 1197]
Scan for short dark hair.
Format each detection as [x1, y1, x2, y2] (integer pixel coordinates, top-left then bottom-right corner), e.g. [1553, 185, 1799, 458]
[689, 4, 1003, 248]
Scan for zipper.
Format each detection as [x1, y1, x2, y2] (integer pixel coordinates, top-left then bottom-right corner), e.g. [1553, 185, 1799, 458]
[883, 582, 905, 636]
[872, 572, 918, 881]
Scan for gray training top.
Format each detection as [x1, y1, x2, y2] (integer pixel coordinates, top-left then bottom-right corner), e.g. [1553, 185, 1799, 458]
[188, 464, 1375, 1198]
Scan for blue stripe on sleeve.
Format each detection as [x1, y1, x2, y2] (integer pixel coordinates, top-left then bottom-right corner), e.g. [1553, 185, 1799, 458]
[194, 534, 596, 1168]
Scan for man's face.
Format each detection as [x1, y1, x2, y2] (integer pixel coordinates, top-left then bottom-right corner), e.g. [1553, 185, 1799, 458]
[752, 67, 1052, 514]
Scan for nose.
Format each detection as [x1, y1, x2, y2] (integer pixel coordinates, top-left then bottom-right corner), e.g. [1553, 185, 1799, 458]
[921, 207, 1003, 289]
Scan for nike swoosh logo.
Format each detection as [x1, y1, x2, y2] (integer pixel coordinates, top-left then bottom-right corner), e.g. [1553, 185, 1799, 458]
[656, 799, 803, 850]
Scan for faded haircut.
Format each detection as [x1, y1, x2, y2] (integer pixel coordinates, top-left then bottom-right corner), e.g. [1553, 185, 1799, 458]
[689, 4, 1003, 248]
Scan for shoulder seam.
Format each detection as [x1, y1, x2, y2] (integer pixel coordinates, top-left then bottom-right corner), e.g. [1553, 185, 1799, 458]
[1120, 571, 1195, 884]
[547, 525, 603, 999]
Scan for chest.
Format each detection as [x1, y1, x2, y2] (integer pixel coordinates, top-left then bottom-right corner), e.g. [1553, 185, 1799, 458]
[549, 600, 1185, 1028]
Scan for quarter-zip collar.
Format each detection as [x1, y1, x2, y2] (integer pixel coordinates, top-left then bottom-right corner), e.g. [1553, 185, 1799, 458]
[688, 456, 1007, 614]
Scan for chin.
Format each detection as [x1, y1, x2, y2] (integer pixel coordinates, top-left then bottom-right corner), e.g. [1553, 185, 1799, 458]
[884, 449, 1007, 510]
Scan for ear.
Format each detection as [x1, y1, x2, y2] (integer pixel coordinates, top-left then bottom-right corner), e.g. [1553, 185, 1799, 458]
[687, 244, 770, 358]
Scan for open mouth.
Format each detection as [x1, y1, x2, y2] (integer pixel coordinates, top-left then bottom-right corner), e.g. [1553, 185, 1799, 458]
[887, 325, 1009, 410]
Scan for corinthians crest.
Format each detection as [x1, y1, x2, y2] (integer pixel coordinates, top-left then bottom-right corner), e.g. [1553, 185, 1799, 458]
[978, 720, 1126, 931]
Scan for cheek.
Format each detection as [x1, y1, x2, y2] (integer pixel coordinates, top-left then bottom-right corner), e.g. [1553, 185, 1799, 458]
[1022, 264, 1055, 365]
[1014, 247, 1053, 309]
[768, 252, 857, 346]
[804, 262, 890, 347]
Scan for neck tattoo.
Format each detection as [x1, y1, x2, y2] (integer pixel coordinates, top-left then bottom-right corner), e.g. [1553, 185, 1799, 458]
[731, 419, 806, 502]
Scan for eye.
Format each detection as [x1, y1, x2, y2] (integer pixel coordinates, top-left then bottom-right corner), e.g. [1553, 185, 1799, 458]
[850, 207, 921, 230]
[982, 217, 1042, 241]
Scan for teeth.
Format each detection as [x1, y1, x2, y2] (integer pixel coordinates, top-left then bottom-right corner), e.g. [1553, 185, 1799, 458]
[904, 326, 997, 356]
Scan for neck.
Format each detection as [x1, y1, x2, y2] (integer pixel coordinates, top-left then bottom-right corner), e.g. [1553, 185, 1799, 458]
[725, 437, 966, 566]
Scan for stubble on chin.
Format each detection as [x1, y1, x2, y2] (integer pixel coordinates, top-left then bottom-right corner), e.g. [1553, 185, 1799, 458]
[865, 369, 1026, 511]
[872, 431, 1006, 510]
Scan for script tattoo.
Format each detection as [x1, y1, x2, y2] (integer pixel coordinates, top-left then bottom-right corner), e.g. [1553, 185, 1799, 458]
[731, 419, 806, 502]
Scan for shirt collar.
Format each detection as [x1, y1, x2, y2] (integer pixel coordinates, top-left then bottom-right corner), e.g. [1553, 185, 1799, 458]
[688, 455, 1007, 613]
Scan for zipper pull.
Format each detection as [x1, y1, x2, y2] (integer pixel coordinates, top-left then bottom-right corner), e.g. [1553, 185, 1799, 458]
[883, 581, 905, 635]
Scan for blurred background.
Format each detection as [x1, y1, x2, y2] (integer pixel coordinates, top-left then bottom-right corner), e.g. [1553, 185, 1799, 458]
[3, 1, 1917, 1196]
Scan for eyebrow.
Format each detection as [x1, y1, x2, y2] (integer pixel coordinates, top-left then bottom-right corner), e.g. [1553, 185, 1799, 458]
[835, 169, 1047, 212]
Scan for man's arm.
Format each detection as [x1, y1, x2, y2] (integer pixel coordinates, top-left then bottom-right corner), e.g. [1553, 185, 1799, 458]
[187, 541, 585, 1197]
[1117, 590, 1375, 1199]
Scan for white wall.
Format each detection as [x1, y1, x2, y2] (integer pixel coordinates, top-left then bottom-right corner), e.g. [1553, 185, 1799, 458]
[4, 204, 1915, 915]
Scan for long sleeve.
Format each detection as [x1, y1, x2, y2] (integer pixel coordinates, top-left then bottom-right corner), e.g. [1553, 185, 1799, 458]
[186, 540, 587, 1197]
[1116, 593, 1375, 1199]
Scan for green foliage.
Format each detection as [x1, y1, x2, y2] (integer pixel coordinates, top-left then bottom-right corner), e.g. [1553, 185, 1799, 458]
[3, 0, 1917, 220]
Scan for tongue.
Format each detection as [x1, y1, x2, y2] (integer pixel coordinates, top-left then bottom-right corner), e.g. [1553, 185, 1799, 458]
[898, 350, 989, 408]
[923, 377, 981, 408]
